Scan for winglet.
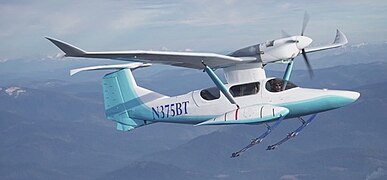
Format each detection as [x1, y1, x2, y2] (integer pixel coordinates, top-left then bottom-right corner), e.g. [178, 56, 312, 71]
[304, 29, 348, 53]
[333, 29, 348, 45]
[45, 37, 86, 57]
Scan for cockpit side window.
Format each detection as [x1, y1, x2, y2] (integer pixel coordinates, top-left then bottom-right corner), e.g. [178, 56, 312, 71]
[229, 82, 260, 97]
[200, 87, 220, 100]
[266, 78, 297, 92]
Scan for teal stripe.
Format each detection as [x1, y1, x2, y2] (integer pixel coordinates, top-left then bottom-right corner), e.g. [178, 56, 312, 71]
[279, 95, 355, 118]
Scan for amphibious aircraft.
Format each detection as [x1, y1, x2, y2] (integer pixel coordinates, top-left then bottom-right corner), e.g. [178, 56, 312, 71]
[46, 15, 359, 157]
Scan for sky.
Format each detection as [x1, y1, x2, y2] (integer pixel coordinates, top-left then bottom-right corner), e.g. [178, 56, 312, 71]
[0, 0, 386, 60]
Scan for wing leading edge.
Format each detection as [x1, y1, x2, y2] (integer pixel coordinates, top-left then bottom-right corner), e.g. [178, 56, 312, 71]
[304, 29, 348, 53]
[46, 37, 249, 69]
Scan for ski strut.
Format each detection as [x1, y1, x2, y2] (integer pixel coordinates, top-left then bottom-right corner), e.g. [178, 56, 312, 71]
[267, 114, 317, 150]
[231, 115, 285, 158]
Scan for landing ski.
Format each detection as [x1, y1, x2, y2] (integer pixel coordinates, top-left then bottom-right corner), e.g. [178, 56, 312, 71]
[267, 114, 317, 150]
[231, 115, 285, 158]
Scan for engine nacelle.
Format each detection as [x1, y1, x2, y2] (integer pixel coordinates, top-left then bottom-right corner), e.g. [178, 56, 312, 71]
[229, 36, 312, 65]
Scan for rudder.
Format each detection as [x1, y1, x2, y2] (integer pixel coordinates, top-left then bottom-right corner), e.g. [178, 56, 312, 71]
[102, 69, 149, 131]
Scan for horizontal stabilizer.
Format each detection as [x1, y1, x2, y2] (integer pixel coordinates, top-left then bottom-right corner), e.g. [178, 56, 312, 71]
[45, 37, 86, 56]
[116, 122, 134, 131]
[70, 62, 151, 76]
[196, 105, 289, 126]
[305, 29, 348, 53]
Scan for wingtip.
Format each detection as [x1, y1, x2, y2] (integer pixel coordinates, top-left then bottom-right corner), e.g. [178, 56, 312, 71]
[44, 36, 65, 44]
[334, 29, 348, 45]
[45, 36, 86, 56]
[45, 36, 56, 42]
[69, 69, 77, 76]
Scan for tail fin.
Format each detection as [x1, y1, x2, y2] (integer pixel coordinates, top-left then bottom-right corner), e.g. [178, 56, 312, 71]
[69, 63, 163, 131]
[103, 69, 154, 131]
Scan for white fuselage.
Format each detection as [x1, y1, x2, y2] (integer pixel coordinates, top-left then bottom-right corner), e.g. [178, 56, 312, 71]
[132, 77, 359, 125]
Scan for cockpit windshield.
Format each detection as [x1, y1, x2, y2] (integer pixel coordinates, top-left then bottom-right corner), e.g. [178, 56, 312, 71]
[265, 40, 275, 47]
[266, 78, 298, 92]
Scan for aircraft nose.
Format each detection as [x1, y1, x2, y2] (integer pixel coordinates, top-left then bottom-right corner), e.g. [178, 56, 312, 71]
[296, 36, 313, 50]
[341, 91, 361, 103]
[328, 90, 361, 107]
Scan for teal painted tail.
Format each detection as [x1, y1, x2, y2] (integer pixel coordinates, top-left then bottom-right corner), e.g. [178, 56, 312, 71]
[102, 69, 151, 131]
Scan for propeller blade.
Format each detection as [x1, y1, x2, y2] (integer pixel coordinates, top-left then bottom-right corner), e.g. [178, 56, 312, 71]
[302, 49, 314, 78]
[281, 29, 291, 38]
[301, 11, 309, 36]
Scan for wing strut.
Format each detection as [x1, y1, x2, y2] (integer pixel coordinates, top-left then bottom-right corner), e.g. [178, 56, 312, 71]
[202, 61, 239, 109]
[282, 60, 294, 91]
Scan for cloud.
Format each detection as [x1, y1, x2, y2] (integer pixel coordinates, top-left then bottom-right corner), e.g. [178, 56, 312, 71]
[366, 167, 387, 180]
[215, 174, 229, 178]
[280, 174, 300, 180]
[280, 174, 307, 180]
[328, 166, 348, 172]
[0, 58, 9, 63]
[1, 0, 387, 59]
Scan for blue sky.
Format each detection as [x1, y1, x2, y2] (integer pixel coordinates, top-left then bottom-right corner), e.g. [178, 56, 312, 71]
[0, 0, 386, 60]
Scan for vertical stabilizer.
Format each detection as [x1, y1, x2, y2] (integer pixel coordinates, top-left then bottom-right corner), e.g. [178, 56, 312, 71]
[102, 69, 151, 131]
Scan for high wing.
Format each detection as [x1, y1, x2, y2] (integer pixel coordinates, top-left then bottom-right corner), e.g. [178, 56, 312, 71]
[46, 37, 250, 69]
